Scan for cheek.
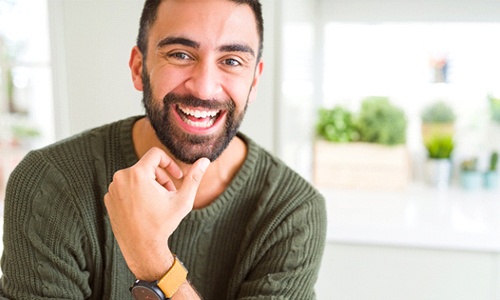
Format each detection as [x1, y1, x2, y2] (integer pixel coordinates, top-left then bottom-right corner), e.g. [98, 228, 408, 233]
[148, 67, 187, 98]
[223, 76, 254, 107]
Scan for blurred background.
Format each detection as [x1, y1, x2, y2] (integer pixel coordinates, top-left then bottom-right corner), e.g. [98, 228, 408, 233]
[1, 0, 500, 299]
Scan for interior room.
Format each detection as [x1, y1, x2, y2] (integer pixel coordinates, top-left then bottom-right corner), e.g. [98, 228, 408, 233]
[1, 0, 500, 299]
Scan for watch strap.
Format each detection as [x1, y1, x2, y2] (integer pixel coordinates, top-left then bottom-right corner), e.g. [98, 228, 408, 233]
[157, 255, 188, 298]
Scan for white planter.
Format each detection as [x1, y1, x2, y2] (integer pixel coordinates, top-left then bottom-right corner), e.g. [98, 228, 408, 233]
[425, 159, 452, 189]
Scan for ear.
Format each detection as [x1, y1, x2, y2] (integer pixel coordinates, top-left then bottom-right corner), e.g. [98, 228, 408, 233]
[129, 46, 144, 91]
[247, 59, 264, 104]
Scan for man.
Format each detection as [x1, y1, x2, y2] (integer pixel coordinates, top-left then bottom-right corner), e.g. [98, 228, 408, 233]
[0, 0, 326, 299]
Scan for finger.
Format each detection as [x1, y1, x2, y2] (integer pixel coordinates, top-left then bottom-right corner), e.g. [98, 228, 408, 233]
[155, 166, 177, 191]
[178, 157, 210, 203]
[136, 147, 183, 179]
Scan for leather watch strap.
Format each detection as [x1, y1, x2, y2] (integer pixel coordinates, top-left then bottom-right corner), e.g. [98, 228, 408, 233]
[157, 255, 188, 298]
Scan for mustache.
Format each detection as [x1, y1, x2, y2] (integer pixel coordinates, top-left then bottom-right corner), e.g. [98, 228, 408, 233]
[163, 93, 235, 111]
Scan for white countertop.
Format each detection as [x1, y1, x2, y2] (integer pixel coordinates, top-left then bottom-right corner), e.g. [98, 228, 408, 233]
[321, 183, 500, 252]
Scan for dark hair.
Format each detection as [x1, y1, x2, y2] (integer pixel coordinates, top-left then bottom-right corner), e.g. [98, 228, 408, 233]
[137, 0, 264, 60]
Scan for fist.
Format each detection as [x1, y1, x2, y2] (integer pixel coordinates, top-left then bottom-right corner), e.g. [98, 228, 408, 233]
[104, 147, 210, 279]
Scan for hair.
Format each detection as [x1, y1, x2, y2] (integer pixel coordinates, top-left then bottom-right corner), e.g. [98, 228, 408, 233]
[137, 0, 264, 61]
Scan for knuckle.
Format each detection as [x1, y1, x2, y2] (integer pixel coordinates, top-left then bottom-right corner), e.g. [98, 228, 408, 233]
[190, 170, 203, 185]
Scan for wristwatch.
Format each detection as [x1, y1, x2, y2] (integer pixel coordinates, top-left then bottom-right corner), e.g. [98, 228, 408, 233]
[130, 255, 188, 300]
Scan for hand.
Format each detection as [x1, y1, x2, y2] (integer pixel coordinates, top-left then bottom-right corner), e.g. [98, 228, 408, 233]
[104, 147, 210, 280]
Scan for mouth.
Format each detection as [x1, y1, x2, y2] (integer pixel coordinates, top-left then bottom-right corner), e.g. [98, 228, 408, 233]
[175, 104, 223, 129]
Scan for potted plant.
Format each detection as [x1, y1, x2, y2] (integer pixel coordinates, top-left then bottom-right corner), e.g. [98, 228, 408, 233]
[489, 95, 500, 124]
[459, 157, 482, 190]
[487, 95, 500, 151]
[421, 101, 456, 144]
[424, 134, 454, 188]
[314, 97, 410, 190]
[484, 151, 498, 189]
[316, 106, 358, 143]
[356, 96, 407, 145]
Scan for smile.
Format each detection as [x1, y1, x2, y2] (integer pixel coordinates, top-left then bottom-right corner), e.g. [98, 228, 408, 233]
[176, 104, 222, 129]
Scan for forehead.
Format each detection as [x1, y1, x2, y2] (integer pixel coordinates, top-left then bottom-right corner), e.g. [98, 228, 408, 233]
[149, 0, 259, 52]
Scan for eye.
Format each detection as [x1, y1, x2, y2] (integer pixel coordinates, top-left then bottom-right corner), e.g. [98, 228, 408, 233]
[222, 58, 241, 67]
[167, 52, 192, 61]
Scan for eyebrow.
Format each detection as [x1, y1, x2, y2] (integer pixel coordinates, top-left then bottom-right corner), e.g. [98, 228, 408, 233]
[219, 44, 255, 58]
[157, 36, 200, 49]
[157, 36, 255, 58]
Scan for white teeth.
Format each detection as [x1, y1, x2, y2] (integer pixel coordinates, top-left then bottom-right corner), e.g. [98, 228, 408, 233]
[184, 118, 215, 128]
[177, 105, 220, 128]
[179, 106, 219, 118]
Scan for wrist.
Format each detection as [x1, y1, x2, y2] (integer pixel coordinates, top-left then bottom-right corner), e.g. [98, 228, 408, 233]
[130, 255, 188, 300]
[133, 249, 175, 281]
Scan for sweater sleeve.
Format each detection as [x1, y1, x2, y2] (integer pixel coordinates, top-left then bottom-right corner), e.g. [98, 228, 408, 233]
[0, 151, 92, 299]
[236, 191, 327, 300]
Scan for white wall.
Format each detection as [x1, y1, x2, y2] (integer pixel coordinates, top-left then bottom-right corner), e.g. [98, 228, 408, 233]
[48, 0, 277, 153]
[320, 0, 500, 22]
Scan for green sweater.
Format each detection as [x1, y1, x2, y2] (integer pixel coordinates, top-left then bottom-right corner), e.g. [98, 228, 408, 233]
[0, 116, 326, 300]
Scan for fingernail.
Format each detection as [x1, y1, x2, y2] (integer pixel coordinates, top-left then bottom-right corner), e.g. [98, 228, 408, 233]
[199, 158, 210, 172]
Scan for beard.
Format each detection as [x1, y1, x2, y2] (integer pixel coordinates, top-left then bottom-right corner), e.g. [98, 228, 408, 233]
[141, 70, 249, 164]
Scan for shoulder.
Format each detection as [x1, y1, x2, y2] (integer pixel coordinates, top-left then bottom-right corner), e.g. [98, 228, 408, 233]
[240, 133, 323, 197]
[238, 133, 326, 220]
[6, 116, 140, 210]
[19, 116, 139, 177]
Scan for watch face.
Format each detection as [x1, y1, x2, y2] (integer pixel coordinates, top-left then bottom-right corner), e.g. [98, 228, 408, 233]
[131, 286, 162, 300]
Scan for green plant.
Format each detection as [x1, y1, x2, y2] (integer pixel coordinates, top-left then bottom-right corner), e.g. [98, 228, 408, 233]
[425, 135, 454, 159]
[488, 95, 500, 123]
[421, 101, 456, 124]
[316, 106, 358, 142]
[489, 151, 498, 172]
[460, 157, 478, 172]
[11, 124, 40, 139]
[356, 96, 407, 145]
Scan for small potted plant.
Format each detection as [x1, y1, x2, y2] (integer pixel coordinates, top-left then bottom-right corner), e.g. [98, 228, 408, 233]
[313, 97, 410, 190]
[421, 101, 456, 144]
[356, 96, 407, 145]
[459, 157, 482, 190]
[484, 151, 498, 189]
[316, 106, 358, 143]
[487, 95, 500, 151]
[489, 95, 500, 124]
[424, 134, 454, 188]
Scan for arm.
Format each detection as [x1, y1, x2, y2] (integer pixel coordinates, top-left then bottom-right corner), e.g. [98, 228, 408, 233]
[0, 152, 91, 299]
[237, 193, 327, 299]
[104, 147, 210, 299]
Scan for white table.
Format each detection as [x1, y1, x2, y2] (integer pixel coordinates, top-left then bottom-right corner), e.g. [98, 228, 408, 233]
[316, 183, 500, 300]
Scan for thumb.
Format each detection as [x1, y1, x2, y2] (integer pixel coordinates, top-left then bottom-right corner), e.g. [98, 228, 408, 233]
[178, 157, 210, 202]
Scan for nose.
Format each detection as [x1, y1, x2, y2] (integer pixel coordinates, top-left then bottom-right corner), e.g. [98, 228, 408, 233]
[184, 60, 223, 100]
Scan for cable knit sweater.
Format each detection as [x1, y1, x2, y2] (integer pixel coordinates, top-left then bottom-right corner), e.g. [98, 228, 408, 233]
[0, 116, 326, 300]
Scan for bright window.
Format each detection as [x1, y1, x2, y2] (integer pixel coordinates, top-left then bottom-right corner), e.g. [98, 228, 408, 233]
[322, 22, 500, 155]
[0, 0, 54, 148]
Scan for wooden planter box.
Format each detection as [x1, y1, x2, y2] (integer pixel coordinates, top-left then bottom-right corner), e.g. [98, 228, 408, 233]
[313, 140, 412, 190]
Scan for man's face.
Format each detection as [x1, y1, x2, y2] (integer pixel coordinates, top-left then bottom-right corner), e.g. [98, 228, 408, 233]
[136, 0, 263, 164]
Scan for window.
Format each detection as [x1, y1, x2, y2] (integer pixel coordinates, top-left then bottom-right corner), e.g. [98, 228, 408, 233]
[322, 22, 500, 156]
[0, 0, 54, 148]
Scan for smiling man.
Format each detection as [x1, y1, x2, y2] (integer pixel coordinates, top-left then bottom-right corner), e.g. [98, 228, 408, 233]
[0, 0, 326, 299]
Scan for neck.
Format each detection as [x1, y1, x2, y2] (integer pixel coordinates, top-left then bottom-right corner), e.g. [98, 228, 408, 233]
[132, 117, 247, 208]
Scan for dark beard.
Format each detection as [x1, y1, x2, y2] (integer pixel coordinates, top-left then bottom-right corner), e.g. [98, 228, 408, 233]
[141, 71, 248, 164]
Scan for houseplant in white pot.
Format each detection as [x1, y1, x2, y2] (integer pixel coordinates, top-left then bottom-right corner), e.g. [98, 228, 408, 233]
[421, 101, 456, 144]
[424, 134, 454, 188]
[459, 157, 482, 190]
[487, 95, 500, 150]
[484, 151, 498, 189]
